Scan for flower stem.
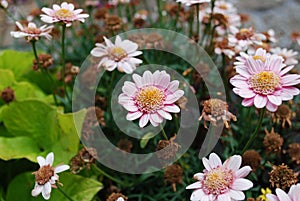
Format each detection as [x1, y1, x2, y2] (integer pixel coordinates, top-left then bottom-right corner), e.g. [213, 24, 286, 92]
[57, 185, 74, 201]
[156, 0, 162, 26]
[172, 2, 181, 30]
[160, 124, 168, 140]
[92, 164, 127, 186]
[196, 4, 200, 42]
[241, 108, 266, 154]
[61, 25, 71, 104]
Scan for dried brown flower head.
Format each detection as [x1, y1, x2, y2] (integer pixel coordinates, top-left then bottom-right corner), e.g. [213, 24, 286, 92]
[133, 17, 145, 28]
[199, 99, 237, 128]
[28, 8, 42, 18]
[271, 104, 293, 128]
[165, 3, 190, 22]
[264, 128, 283, 154]
[57, 62, 79, 84]
[70, 147, 98, 174]
[164, 164, 183, 192]
[239, 13, 250, 23]
[287, 143, 300, 164]
[105, 15, 122, 32]
[1, 87, 15, 103]
[33, 164, 55, 185]
[156, 135, 180, 162]
[33, 53, 53, 71]
[235, 28, 255, 40]
[212, 13, 228, 27]
[106, 193, 128, 201]
[128, 32, 164, 49]
[291, 31, 300, 42]
[242, 150, 262, 172]
[117, 139, 133, 153]
[94, 7, 108, 20]
[269, 163, 298, 190]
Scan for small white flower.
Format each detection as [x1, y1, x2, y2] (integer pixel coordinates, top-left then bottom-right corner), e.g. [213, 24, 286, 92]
[117, 197, 125, 201]
[41, 2, 89, 27]
[10, 22, 53, 42]
[91, 35, 143, 74]
[271, 47, 298, 66]
[176, 0, 211, 6]
[32, 152, 70, 200]
[1, 0, 8, 9]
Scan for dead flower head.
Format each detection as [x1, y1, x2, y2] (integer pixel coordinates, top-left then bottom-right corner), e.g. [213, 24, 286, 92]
[1, 87, 15, 103]
[164, 163, 183, 192]
[117, 139, 133, 153]
[70, 147, 98, 174]
[106, 192, 128, 201]
[271, 104, 293, 128]
[269, 163, 298, 190]
[263, 128, 284, 154]
[286, 143, 300, 164]
[156, 135, 181, 163]
[33, 53, 53, 71]
[242, 150, 262, 172]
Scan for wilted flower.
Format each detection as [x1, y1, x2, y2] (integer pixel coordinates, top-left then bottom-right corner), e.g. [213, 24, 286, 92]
[41, 2, 89, 27]
[291, 32, 300, 46]
[176, 0, 211, 6]
[32, 152, 70, 200]
[70, 147, 98, 174]
[117, 139, 133, 153]
[118, 70, 184, 127]
[106, 192, 128, 201]
[33, 53, 54, 71]
[242, 150, 262, 172]
[91, 35, 142, 74]
[267, 184, 300, 201]
[230, 48, 300, 112]
[214, 38, 236, 59]
[271, 104, 293, 128]
[269, 164, 298, 190]
[94, 7, 108, 20]
[264, 128, 284, 154]
[156, 135, 181, 162]
[10, 22, 53, 42]
[164, 164, 183, 192]
[286, 143, 300, 164]
[258, 188, 272, 201]
[1, 87, 15, 103]
[105, 15, 123, 32]
[199, 98, 237, 128]
[271, 47, 298, 66]
[186, 153, 253, 201]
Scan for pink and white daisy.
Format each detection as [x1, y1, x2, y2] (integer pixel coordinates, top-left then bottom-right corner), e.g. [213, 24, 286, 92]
[40, 2, 89, 27]
[31, 152, 70, 200]
[186, 153, 253, 201]
[234, 48, 271, 70]
[230, 48, 300, 112]
[266, 184, 300, 201]
[91, 36, 143, 74]
[176, 0, 211, 6]
[10, 21, 53, 42]
[118, 70, 184, 127]
[271, 47, 299, 66]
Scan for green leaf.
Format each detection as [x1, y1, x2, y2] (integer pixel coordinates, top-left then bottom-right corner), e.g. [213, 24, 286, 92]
[0, 136, 40, 162]
[6, 172, 103, 201]
[14, 82, 46, 100]
[140, 132, 157, 149]
[0, 69, 15, 89]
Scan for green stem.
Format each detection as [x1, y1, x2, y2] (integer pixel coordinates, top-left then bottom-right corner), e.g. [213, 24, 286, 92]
[92, 164, 127, 186]
[196, 4, 200, 42]
[241, 108, 266, 154]
[57, 185, 75, 201]
[160, 124, 168, 140]
[156, 0, 162, 27]
[172, 2, 181, 30]
[61, 25, 71, 104]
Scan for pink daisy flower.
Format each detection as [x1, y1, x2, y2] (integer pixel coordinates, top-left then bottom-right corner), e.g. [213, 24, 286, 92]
[230, 48, 300, 112]
[91, 36, 143, 74]
[271, 47, 299, 66]
[118, 70, 184, 128]
[267, 184, 300, 201]
[10, 21, 53, 42]
[31, 152, 70, 200]
[40, 2, 89, 27]
[186, 153, 253, 201]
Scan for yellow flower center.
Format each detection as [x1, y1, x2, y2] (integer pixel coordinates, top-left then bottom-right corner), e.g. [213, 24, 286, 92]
[219, 4, 228, 10]
[248, 71, 281, 95]
[110, 47, 128, 62]
[253, 55, 266, 62]
[202, 167, 234, 195]
[55, 8, 74, 19]
[136, 86, 165, 113]
[25, 27, 42, 35]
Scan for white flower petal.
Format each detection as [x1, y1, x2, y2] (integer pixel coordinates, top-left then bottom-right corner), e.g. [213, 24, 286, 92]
[228, 190, 245, 200]
[37, 156, 46, 167]
[31, 184, 43, 197]
[139, 114, 149, 128]
[55, 165, 70, 173]
[45, 152, 54, 166]
[186, 181, 202, 189]
[208, 153, 222, 169]
[224, 155, 241, 171]
[126, 111, 143, 121]
[231, 178, 253, 191]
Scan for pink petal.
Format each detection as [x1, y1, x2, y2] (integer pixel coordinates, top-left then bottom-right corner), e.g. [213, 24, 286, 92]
[186, 181, 202, 189]
[231, 178, 253, 191]
[122, 103, 138, 112]
[235, 67, 251, 78]
[166, 80, 179, 94]
[242, 98, 254, 107]
[266, 101, 278, 112]
[254, 95, 267, 108]
[32, 184, 43, 196]
[163, 105, 180, 113]
[217, 193, 231, 201]
[228, 190, 245, 200]
[142, 71, 153, 86]
[164, 90, 184, 104]
[42, 182, 51, 200]
[266, 194, 279, 201]
[45, 152, 54, 166]
[193, 173, 204, 180]
[267, 95, 282, 106]
[157, 73, 170, 89]
[288, 184, 300, 201]
[126, 111, 143, 120]
[149, 118, 159, 127]
[122, 81, 137, 96]
[239, 88, 256, 98]
[157, 110, 172, 120]
[132, 74, 143, 88]
[281, 74, 300, 86]
[275, 189, 291, 201]
[224, 155, 241, 171]
[190, 189, 205, 201]
[235, 166, 252, 178]
[280, 65, 294, 76]
[202, 157, 212, 171]
[208, 153, 222, 169]
[150, 113, 163, 123]
[139, 114, 149, 128]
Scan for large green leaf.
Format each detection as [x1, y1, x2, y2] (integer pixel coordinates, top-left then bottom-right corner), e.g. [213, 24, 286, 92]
[0, 136, 40, 162]
[1, 100, 86, 163]
[6, 172, 103, 201]
[0, 69, 15, 89]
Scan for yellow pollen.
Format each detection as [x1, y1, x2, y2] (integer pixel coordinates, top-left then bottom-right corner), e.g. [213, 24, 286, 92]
[202, 167, 233, 195]
[55, 8, 74, 18]
[219, 4, 228, 9]
[253, 55, 266, 62]
[110, 47, 128, 62]
[249, 71, 281, 95]
[136, 86, 164, 113]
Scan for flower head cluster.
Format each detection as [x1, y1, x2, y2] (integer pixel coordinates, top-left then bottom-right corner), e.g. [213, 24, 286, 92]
[41, 2, 89, 27]
[118, 70, 184, 127]
[271, 47, 299, 66]
[91, 36, 143, 74]
[10, 22, 53, 42]
[267, 184, 300, 201]
[186, 153, 253, 201]
[230, 48, 300, 112]
[32, 152, 70, 200]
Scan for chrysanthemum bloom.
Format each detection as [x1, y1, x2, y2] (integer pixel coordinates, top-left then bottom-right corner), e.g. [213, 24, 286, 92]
[199, 98, 237, 128]
[267, 184, 300, 201]
[271, 104, 293, 128]
[176, 0, 211, 6]
[40, 2, 89, 27]
[118, 70, 184, 127]
[271, 47, 298, 66]
[269, 163, 298, 190]
[234, 48, 271, 70]
[91, 36, 143, 74]
[10, 22, 53, 42]
[258, 188, 272, 201]
[230, 48, 300, 112]
[186, 153, 253, 201]
[32, 152, 70, 200]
